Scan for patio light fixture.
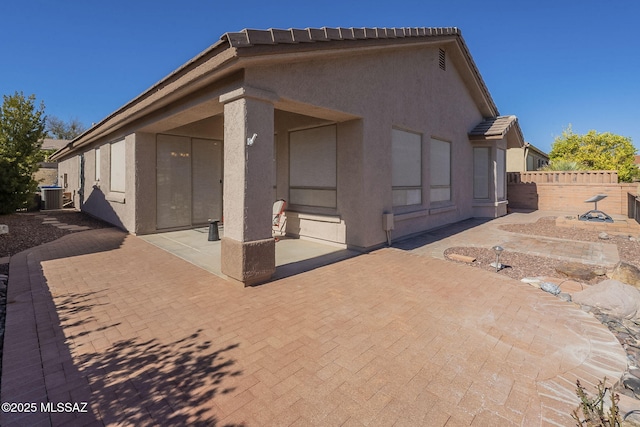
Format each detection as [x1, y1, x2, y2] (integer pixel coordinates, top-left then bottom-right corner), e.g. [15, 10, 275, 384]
[492, 245, 504, 272]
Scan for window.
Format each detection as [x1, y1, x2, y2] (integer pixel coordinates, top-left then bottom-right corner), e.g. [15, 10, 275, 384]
[430, 138, 451, 202]
[289, 125, 336, 208]
[392, 129, 422, 206]
[110, 139, 126, 193]
[526, 155, 534, 171]
[95, 147, 101, 181]
[497, 148, 506, 200]
[473, 147, 490, 199]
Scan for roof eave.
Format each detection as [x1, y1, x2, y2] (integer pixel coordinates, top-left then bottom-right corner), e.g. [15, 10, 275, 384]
[51, 36, 235, 161]
[51, 26, 500, 160]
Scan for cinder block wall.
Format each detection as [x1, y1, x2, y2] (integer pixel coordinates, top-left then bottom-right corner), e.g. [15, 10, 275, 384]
[508, 181, 639, 215]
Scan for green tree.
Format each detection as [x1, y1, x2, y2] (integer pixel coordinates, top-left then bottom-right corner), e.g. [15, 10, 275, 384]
[549, 126, 639, 182]
[0, 92, 47, 213]
[46, 115, 86, 140]
[541, 159, 585, 171]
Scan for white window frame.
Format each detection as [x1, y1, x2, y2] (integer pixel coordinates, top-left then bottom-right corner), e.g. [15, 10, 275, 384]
[391, 128, 422, 207]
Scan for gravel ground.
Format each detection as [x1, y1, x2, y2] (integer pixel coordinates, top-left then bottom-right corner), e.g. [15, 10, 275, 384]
[500, 217, 640, 269]
[444, 216, 640, 283]
[0, 211, 112, 276]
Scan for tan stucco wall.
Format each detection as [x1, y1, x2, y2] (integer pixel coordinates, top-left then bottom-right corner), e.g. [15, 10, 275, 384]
[54, 42, 504, 250]
[57, 156, 80, 206]
[59, 134, 137, 231]
[507, 146, 549, 172]
[245, 44, 485, 248]
[507, 147, 525, 172]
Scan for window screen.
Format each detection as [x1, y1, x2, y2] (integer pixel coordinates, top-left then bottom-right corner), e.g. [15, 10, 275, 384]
[473, 147, 490, 199]
[392, 128, 422, 206]
[497, 148, 506, 200]
[289, 125, 337, 208]
[430, 138, 451, 202]
[110, 140, 126, 193]
[95, 147, 101, 181]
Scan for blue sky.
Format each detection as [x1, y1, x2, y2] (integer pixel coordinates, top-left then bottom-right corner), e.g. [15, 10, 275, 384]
[2, 0, 639, 154]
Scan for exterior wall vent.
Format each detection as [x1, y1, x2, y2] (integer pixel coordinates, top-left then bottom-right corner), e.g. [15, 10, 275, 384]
[439, 48, 446, 70]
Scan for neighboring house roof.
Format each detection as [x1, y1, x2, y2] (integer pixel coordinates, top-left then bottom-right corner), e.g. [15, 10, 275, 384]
[635, 155, 640, 165]
[523, 142, 549, 159]
[41, 138, 70, 151]
[51, 26, 501, 160]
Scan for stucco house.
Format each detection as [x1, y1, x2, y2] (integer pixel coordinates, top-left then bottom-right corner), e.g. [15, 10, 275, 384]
[506, 141, 549, 172]
[51, 26, 525, 285]
[35, 138, 70, 187]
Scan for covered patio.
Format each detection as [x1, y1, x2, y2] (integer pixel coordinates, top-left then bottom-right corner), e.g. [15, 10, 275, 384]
[139, 226, 358, 281]
[131, 87, 359, 286]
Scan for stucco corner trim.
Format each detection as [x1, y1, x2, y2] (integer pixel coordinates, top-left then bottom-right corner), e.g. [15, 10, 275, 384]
[219, 85, 279, 104]
[106, 192, 126, 204]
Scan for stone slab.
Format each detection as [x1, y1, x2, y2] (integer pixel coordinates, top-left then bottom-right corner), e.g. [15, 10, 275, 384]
[447, 253, 476, 263]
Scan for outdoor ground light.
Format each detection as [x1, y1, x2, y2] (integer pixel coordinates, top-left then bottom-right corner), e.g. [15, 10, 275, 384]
[492, 245, 504, 272]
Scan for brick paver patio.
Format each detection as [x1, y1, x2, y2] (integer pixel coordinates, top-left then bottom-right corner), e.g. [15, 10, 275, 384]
[1, 225, 628, 426]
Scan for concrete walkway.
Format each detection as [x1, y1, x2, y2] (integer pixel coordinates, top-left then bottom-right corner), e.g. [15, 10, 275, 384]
[1, 212, 630, 426]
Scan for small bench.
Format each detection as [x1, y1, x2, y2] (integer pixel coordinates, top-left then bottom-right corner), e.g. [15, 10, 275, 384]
[578, 194, 613, 223]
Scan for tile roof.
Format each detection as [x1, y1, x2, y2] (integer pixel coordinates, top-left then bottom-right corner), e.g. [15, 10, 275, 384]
[222, 27, 461, 48]
[41, 138, 70, 151]
[52, 26, 498, 160]
[524, 142, 549, 157]
[469, 115, 518, 138]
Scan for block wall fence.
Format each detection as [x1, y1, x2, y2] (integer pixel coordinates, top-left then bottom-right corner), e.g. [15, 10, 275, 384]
[507, 171, 640, 217]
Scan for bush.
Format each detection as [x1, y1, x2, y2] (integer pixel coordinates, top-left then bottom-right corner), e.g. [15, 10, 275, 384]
[571, 378, 622, 426]
[0, 92, 46, 213]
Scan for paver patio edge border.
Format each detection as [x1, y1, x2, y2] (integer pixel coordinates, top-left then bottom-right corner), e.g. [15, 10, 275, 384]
[1, 237, 103, 426]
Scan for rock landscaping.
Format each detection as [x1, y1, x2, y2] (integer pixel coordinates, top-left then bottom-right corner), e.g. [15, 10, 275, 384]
[445, 215, 640, 414]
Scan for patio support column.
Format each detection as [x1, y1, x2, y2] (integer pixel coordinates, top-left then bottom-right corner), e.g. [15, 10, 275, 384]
[219, 87, 277, 286]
